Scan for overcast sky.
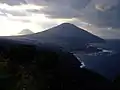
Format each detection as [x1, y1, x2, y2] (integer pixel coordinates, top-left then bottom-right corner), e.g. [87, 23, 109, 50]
[0, 0, 120, 38]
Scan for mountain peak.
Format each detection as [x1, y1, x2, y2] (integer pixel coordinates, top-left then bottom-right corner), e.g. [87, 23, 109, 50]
[57, 23, 77, 28]
[19, 29, 34, 35]
[48, 23, 90, 35]
[60, 23, 75, 26]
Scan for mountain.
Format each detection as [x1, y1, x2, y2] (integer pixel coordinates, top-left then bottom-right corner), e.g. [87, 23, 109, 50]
[3, 23, 104, 51]
[25, 23, 104, 51]
[19, 29, 34, 35]
[28, 23, 103, 41]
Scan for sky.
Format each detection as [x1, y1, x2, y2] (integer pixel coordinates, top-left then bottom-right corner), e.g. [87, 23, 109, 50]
[0, 0, 120, 38]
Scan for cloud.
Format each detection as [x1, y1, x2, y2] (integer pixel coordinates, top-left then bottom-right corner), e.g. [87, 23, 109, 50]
[95, 4, 112, 11]
[0, 0, 92, 19]
[38, 0, 91, 19]
[0, 0, 120, 31]
[70, 0, 91, 10]
[2, 10, 27, 16]
[0, 3, 43, 17]
[28, 0, 120, 29]
[0, 0, 90, 20]
[76, 0, 120, 29]
[40, 6, 80, 19]
[0, 0, 27, 5]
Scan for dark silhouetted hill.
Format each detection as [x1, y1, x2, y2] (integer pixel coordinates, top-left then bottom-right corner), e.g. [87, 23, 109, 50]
[0, 38, 113, 90]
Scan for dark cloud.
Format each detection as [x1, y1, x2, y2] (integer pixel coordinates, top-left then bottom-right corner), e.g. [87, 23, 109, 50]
[33, 0, 120, 29]
[81, 0, 120, 28]
[38, 0, 91, 19]
[40, 6, 80, 19]
[1, 0, 120, 30]
[70, 0, 91, 10]
[16, 0, 89, 18]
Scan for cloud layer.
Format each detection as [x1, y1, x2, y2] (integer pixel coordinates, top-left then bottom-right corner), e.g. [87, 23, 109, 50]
[23, 0, 120, 29]
[0, 0, 120, 36]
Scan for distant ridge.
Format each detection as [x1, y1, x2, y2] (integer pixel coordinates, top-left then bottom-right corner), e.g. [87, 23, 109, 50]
[19, 29, 34, 35]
